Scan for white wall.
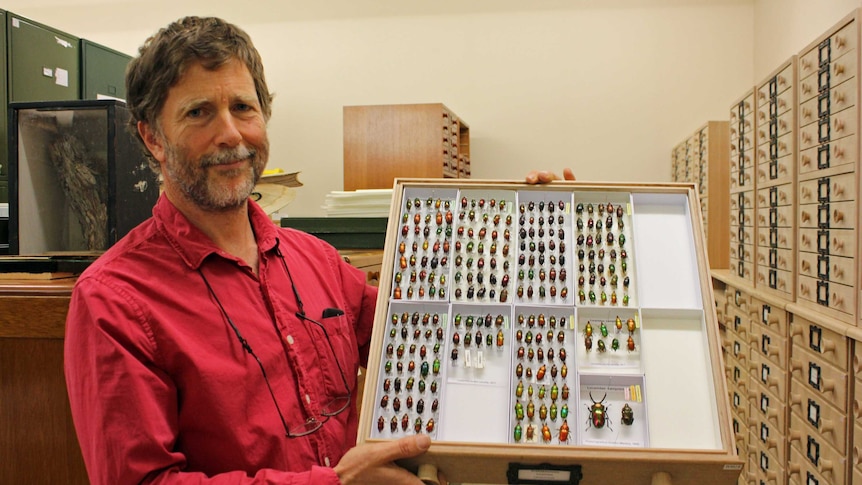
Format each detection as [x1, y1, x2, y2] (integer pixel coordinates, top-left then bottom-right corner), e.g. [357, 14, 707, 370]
[753, 0, 862, 81]
[4, 2, 761, 215]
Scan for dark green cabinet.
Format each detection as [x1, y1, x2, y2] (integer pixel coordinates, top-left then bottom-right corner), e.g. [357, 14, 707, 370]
[7, 15, 79, 103]
[81, 40, 131, 100]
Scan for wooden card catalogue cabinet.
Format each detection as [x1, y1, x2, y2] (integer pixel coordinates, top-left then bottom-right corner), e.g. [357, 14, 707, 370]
[357, 179, 742, 485]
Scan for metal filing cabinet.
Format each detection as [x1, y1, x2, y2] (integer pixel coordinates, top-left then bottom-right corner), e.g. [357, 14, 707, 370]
[730, 90, 757, 285]
[7, 14, 79, 102]
[80, 39, 131, 101]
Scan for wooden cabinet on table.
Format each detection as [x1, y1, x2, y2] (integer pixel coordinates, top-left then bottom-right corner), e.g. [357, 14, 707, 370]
[671, 121, 730, 270]
[343, 103, 470, 191]
[754, 58, 797, 301]
[730, 90, 757, 284]
[796, 10, 860, 325]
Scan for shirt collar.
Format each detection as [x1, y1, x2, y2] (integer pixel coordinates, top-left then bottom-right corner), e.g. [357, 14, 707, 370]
[153, 193, 281, 270]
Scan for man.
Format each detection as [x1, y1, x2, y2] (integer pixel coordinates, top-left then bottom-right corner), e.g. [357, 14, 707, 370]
[64, 15, 574, 485]
[65, 16, 438, 484]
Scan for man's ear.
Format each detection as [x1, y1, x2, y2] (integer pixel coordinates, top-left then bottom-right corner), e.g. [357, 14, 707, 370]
[138, 121, 166, 163]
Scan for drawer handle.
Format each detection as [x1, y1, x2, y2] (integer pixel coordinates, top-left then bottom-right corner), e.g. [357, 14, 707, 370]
[758, 90, 767, 102]
[779, 235, 787, 246]
[757, 193, 766, 205]
[833, 182, 845, 197]
[778, 255, 786, 267]
[833, 117, 845, 133]
[801, 185, 812, 200]
[833, 209, 844, 224]
[801, 234, 812, 248]
[801, 259, 811, 272]
[801, 211, 811, 223]
[802, 106, 813, 120]
[832, 237, 844, 250]
[801, 154, 812, 168]
[758, 214, 766, 225]
[802, 82, 813, 95]
[801, 58, 812, 71]
[834, 62, 846, 76]
[835, 91, 846, 105]
[832, 292, 844, 308]
[802, 131, 812, 144]
[833, 265, 844, 279]
[757, 272, 766, 283]
[835, 35, 847, 49]
[758, 234, 767, 245]
[800, 283, 811, 296]
[778, 98, 787, 110]
[833, 144, 844, 159]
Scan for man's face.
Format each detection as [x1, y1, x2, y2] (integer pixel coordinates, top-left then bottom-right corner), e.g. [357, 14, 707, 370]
[141, 58, 269, 211]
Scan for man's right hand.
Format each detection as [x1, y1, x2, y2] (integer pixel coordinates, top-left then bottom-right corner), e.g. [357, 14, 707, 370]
[334, 434, 444, 485]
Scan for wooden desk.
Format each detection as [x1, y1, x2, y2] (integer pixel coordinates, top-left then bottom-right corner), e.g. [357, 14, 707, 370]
[0, 278, 88, 484]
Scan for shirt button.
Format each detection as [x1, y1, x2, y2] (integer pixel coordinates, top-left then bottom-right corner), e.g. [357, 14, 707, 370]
[305, 394, 312, 404]
[285, 335, 294, 345]
[324, 457, 331, 467]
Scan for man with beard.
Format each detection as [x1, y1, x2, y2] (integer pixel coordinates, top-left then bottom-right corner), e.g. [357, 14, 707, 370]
[64, 15, 574, 485]
[64, 16, 439, 485]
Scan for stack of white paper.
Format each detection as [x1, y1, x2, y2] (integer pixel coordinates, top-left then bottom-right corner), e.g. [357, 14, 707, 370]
[322, 189, 393, 217]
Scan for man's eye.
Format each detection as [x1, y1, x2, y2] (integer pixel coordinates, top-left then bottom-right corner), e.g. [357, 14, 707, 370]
[187, 108, 203, 118]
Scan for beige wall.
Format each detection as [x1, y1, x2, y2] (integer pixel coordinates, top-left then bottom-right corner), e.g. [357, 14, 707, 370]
[7, 1, 850, 217]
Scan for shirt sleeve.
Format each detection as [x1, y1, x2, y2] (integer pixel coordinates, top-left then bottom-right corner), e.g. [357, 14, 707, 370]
[64, 275, 345, 485]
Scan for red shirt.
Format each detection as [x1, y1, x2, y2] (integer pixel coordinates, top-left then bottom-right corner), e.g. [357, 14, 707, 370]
[64, 194, 377, 484]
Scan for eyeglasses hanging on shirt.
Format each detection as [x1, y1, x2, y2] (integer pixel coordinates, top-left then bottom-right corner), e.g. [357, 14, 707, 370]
[198, 247, 352, 438]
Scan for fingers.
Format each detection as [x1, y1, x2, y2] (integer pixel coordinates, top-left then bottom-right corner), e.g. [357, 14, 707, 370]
[524, 169, 576, 184]
[387, 434, 432, 463]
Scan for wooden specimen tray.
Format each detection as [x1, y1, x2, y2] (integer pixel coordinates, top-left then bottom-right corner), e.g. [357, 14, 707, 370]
[357, 179, 742, 485]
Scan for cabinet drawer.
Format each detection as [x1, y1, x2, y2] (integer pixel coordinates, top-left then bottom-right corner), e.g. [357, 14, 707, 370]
[799, 200, 856, 230]
[750, 350, 787, 402]
[797, 274, 855, 317]
[729, 208, 755, 228]
[749, 431, 786, 483]
[798, 250, 854, 286]
[730, 168, 755, 192]
[799, 134, 857, 176]
[799, 228, 856, 260]
[729, 149, 753, 172]
[799, 107, 858, 150]
[752, 298, 788, 336]
[788, 444, 845, 485]
[756, 180, 794, 209]
[791, 314, 849, 372]
[727, 307, 751, 340]
[790, 381, 848, 455]
[799, 171, 856, 204]
[757, 226, 793, 250]
[788, 412, 847, 484]
[755, 247, 792, 272]
[755, 152, 794, 186]
[790, 345, 849, 413]
[755, 266, 793, 295]
[757, 205, 794, 228]
[731, 242, 754, 264]
[756, 108, 794, 143]
[799, 73, 856, 126]
[729, 225, 754, 246]
[730, 190, 754, 211]
[750, 380, 786, 434]
[749, 323, 787, 370]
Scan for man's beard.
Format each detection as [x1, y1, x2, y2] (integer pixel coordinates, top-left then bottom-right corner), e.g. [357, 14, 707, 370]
[164, 141, 268, 212]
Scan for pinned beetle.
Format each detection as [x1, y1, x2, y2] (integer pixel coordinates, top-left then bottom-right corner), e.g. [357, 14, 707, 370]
[586, 392, 612, 431]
